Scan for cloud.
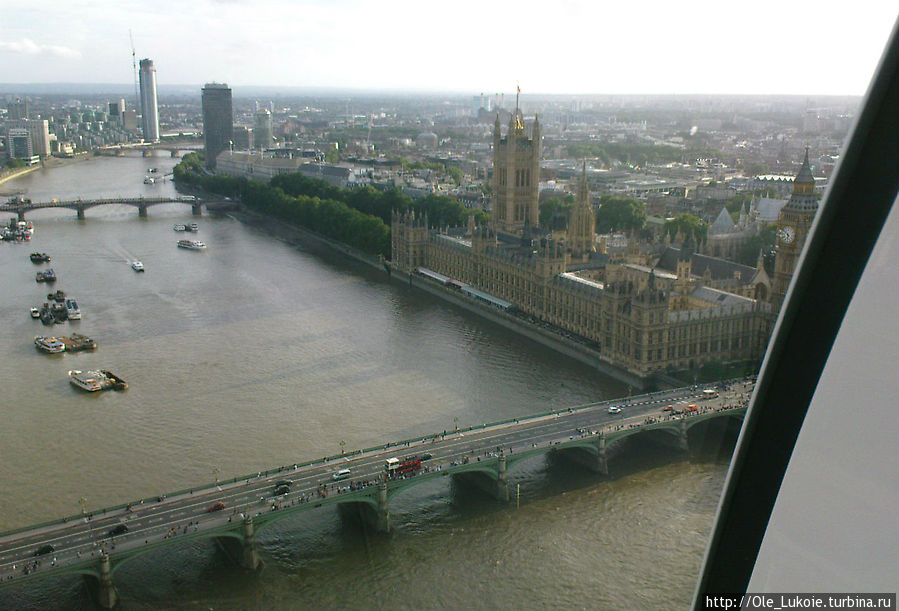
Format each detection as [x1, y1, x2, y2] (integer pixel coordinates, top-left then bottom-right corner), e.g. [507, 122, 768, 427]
[0, 37, 81, 59]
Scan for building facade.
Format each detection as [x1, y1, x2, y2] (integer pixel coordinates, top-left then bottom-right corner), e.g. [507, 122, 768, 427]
[254, 109, 273, 149]
[390, 101, 776, 380]
[138, 59, 160, 142]
[202, 83, 233, 171]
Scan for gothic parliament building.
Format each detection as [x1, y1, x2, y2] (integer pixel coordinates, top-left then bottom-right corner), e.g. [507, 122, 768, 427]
[391, 102, 819, 381]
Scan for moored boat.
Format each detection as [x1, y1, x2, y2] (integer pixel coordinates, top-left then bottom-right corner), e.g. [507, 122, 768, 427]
[36, 268, 57, 283]
[61, 333, 97, 351]
[35, 336, 66, 353]
[68, 369, 127, 392]
[47, 290, 66, 302]
[30, 252, 51, 263]
[177, 239, 206, 250]
[173, 224, 187, 232]
[65, 298, 81, 320]
[30, 307, 40, 319]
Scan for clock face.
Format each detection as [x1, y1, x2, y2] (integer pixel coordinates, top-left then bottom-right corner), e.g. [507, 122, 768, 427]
[779, 225, 795, 244]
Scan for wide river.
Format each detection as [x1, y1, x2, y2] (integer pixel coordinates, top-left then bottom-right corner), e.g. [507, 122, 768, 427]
[0, 154, 735, 609]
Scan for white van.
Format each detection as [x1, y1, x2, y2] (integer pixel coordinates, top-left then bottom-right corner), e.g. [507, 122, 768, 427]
[332, 468, 351, 481]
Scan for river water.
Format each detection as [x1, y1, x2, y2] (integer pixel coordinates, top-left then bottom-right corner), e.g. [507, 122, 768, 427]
[0, 154, 735, 609]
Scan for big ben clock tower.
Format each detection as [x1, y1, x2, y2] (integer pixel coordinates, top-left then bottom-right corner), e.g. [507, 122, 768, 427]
[771, 147, 819, 312]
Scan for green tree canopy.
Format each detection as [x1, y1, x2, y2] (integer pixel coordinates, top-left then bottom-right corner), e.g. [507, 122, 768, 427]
[595, 195, 646, 234]
[539, 196, 574, 229]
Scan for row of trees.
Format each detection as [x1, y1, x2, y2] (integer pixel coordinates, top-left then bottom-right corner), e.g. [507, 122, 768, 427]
[173, 153, 489, 258]
[269, 172, 488, 228]
[174, 153, 390, 257]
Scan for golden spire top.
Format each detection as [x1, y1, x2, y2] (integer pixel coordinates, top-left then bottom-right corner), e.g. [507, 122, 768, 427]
[512, 84, 524, 132]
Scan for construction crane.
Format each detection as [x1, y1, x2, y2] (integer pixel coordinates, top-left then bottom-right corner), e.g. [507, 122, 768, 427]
[129, 30, 139, 116]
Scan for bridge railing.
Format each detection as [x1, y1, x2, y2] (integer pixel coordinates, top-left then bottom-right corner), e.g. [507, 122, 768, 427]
[0, 378, 752, 539]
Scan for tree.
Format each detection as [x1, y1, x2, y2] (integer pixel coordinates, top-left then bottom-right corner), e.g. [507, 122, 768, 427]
[539, 196, 573, 229]
[595, 195, 646, 234]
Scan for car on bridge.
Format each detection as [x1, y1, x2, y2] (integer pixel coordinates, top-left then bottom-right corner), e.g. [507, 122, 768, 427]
[108, 524, 128, 537]
[274, 485, 290, 496]
[207, 502, 226, 512]
[332, 468, 351, 481]
[608, 406, 622, 414]
[34, 544, 54, 556]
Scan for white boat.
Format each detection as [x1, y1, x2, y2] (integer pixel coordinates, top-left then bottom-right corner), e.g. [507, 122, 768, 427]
[35, 336, 66, 353]
[143, 176, 156, 184]
[177, 240, 206, 250]
[68, 369, 127, 392]
[30, 307, 40, 318]
[65, 298, 81, 320]
[173, 224, 187, 232]
[131, 260, 145, 272]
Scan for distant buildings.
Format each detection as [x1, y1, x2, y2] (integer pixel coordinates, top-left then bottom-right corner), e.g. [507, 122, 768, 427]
[202, 83, 233, 170]
[253, 108, 273, 149]
[138, 59, 160, 142]
[6, 98, 29, 121]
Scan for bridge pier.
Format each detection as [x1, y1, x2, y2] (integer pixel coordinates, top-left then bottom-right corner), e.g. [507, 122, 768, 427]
[496, 455, 510, 502]
[239, 516, 261, 571]
[192, 204, 202, 216]
[557, 443, 607, 474]
[142, 150, 152, 158]
[138, 205, 147, 218]
[376, 482, 391, 533]
[95, 552, 118, 609]
[76, 204, 85, 220]
[171, 150, 180, 158]
[452, 457, 510, 503]
[678, 419, 690, 452]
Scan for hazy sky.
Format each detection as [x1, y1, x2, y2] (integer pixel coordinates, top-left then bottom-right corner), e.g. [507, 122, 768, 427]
[1, 0, 896, 95]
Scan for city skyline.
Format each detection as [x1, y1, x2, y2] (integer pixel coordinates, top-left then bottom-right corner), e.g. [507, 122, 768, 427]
[1, 1, 896, 96]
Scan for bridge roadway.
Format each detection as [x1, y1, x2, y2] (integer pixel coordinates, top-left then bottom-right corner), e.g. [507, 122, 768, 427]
[0, 379, 752, 606]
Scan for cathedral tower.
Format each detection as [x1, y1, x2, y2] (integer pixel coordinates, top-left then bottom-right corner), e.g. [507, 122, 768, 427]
[491, 89, 541, 235]
[771, 148, 819, 312]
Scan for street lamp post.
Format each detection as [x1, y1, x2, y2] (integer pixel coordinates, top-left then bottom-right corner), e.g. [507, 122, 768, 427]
[213, 467, 219, 486]
[340, 440, 346, 456]
[454, 417, 459, 433]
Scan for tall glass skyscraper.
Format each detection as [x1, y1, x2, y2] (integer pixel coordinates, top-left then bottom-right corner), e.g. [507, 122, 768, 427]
[202, 83, 233, 170]
[138, 59, 160, 142]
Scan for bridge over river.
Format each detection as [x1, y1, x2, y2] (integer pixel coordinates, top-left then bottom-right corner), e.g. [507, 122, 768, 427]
[0, 379, 752, 608]
[1, 196, 237, 220]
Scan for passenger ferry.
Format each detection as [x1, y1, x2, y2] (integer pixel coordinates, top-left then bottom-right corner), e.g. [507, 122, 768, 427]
[65, 298, 81, 320]
[34, 336, 66, 353]
[68, 369, 127, 392]
[177, 239, 206, 250]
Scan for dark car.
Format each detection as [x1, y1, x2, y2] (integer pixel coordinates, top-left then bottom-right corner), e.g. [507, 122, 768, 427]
[34, 544, 54, 556]
[274, 480, 291, 488]
[419, 452, 433, 461]
[274, 485, 290, 496]
[108, 524, 128, 536]
[208, 501, 226, 512]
